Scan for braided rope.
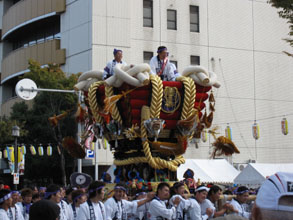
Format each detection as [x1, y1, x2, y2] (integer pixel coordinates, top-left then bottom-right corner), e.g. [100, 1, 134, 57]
[150, 74, 163, 118]
[177, 76, 196, 120]
[88, 81, 105, 123]
[104, 86, 123, 124]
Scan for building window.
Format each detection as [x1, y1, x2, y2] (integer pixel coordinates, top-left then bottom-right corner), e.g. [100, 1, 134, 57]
[167, 10, 177, 30]
[190, 6, 199, 32]
[191, 56, 200, 65]
[143, 51, 153, 63]
[143, 0, 153, 27]
[170, 60, 178, 68]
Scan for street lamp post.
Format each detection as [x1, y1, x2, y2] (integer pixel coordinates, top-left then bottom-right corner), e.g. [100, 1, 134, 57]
[12, 125, 20, 190]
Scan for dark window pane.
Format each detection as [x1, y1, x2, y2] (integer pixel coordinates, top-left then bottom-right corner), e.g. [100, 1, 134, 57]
[167, 9, 177, 30]
[143, 51, 153, 63]
[190, 5, 199, 32]
[170, 60, 178, 68]
[191, 56, 200, 65]
[143, 0, 153, 27]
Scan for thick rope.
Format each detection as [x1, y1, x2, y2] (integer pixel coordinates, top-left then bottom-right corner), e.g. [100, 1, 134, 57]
[88, 81, 105, 124]
[104, 86, 123, 124]
[150, 74, 163, 118]
[177, 76, 196, 120]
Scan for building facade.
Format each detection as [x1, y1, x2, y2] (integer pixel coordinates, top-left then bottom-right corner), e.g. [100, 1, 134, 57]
[1, 0, 293, 165]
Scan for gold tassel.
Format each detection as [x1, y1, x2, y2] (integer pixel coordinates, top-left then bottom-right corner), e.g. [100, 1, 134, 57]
[209, 103, 215, 112]
[209, 91, 215, 103]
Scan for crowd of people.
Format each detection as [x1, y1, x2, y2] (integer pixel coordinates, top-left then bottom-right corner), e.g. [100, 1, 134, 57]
[0, 171, 292, 220]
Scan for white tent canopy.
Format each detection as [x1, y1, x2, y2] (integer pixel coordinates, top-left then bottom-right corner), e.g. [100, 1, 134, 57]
[177, 159, 239, 184]
[234, 163, 293, 187]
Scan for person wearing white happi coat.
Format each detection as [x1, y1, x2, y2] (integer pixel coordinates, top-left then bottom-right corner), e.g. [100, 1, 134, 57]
[149, 46, 181, 81]
[169, 182, 192, 220]
[127, 191, 150, 220]
[148, 182, 181, 220]
[8, 191, 24, 220]
[45, 184, 71, 220]
[76, 181, 107, 220]
[0, 189, 12, 220]
[68, 189, 86, 220]
[18, 188, 33, 220]
[104, 183, 154, 220]
[229, 186, 251, 219]
[186, 185, 213, 220]
[103, 49, 127, 80]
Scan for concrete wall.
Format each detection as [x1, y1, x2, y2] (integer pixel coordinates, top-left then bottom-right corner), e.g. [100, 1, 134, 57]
[61, 0, 92, 74]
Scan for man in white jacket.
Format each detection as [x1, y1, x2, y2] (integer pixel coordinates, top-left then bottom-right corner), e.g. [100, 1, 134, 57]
[77, 181, 106, 220]
[104, 183, 155, 220]
[229, 186, 250, 219]
[8, 191, 24, 220]
[149, 46, 181, 81]
[0, 189, 12, 220]
[45, 184, 71, 220]
[148, 182, 181, 220]
[187, 185, 213, 220]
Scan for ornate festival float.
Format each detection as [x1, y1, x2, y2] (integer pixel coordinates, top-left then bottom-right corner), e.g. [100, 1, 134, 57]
[74, 62, 239, 184]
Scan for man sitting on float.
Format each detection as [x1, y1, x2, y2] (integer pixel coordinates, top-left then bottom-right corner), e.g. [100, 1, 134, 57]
[149, 46, 181, 81]
[103, 48, 127, 80]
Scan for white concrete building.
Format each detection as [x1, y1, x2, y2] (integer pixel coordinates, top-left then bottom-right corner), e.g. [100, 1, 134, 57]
[1, 0, 293, 165]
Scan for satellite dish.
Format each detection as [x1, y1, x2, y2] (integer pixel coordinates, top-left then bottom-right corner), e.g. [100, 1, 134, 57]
[15, 79, 38, 100]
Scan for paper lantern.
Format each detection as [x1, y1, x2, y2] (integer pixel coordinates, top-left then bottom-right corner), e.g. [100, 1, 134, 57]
[281, 118, 288, 135]
[3, 149, 8, 158]
[201, 129, 208, 142]
[91, 142, 95, 151]
[252, 122, 260, 140]
[30, 145, 36, 155]
[18, 147, 23, 163]
[21, 145, 26, 155]
[0, 151, 2, 159]
[47, 145, 52, 156]
[38, 145, 44, 156]
[225, 124, 232, 140]
[7, 147, 15, 162]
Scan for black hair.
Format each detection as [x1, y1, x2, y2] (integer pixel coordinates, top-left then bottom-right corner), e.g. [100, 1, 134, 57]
[237, 186, 249, 195]
[208, 185, 222, 198]
[157, 46, 167, 53]
[88, 181, 105, 199]
[32, 193, 40, 201]
[156, 182, 170, 195]
[45, 184, 60, 200]
[29, 200, 60, 220]
[71, 189, 85, 202]
[21, 188, 33, 198]
[170, 182, 185, 197]
[65, 187, 74, 196]
[183, 169, 194, 179]
[0, 189, 10, 205]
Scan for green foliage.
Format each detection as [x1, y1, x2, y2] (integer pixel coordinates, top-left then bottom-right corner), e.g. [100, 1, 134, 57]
[8, 60, 79, 185]
[269, 0, 293, 49]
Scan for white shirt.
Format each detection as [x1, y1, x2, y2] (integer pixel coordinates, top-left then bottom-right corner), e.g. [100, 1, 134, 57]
[169, 195, 191, 220]
[229, 199, 250, 219]
[58, 200, 71, 220]
[149, 56, 180, 81]
[68, 204, 80, 220]
[186, 197, 204, 220]
[77, 201, 106, 220]
[200, 199, 216, 220]
[8, 205, 25, 220]
[17, 203, 30, 220]
[128, 200, 150, 220]
[103, 60, 127, 79]
[148, 197, 176, 220]
[0, 209, 9, 220]
[104, 197, 138, 220]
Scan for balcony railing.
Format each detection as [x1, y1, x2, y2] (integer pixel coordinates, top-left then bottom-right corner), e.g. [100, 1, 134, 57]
[2, 0, 66, 39]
